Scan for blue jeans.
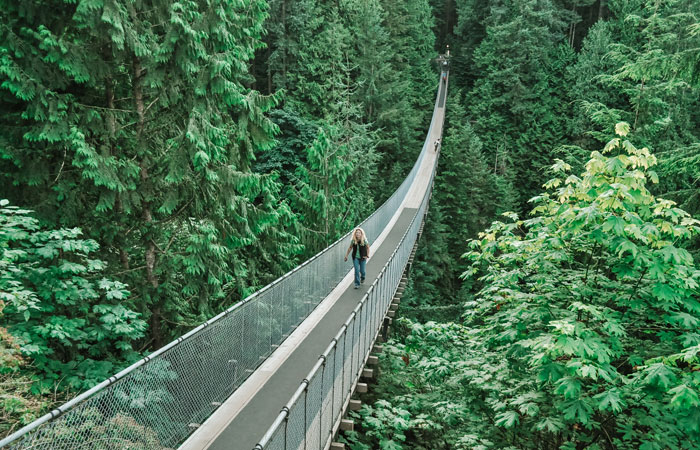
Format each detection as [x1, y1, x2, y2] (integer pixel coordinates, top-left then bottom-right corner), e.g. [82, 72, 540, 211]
[353, 258, 366, 286]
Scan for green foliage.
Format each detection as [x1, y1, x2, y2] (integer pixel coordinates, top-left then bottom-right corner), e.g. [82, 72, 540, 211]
[460, 125, 700, 448]
[467, 0, 574, 210]
[401, 92, 510, 318]
[287, 53, 378, 253]
[0, 0, 441, 438]
[1, 200, 146, 392]
[375, 0, 436, 193]
[0, 0, 301, 348]
[568, 0, 700, 235]
[343, 400, 415, 450]
[291, 126, 362, 250]
[399, 205, 457, 322]
[258, 0, 436, 254]
[346, 319, 484, 450]
[356, 2, 700, 448]
[567, 21, 625, 146]
[0, 321, 56, 439]
[352, 126, 700, 449]
[438, 92, 514, 252]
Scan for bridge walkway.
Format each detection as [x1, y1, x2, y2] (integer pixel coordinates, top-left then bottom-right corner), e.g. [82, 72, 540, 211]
[180, 81, 446, 450]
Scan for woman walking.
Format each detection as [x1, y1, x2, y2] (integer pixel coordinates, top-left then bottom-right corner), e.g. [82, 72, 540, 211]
[344, 228, 371, 289]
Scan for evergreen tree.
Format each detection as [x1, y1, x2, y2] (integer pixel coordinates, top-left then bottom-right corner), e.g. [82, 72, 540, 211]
[400, 204, 457, 322]
[451, 0, 490, 89]
[429, 0, 458, 49]
[401, 93, 515, 323]
[469, 0, 571, 209]
[0, 0, 300, 346]
[344, 0, 393, 125]
[567, 21, 624, 145]
[605, 0, 700, 218]
[377, 0, 436, 191]
[438, 92, 512, 254]
[290, 69, 378, 253]
[567, 0, 700, 250]
[290, 127, 354, 251]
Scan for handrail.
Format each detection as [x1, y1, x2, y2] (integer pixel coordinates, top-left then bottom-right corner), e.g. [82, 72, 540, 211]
[1, 71, 446, 450]
[253, 72, 447, 450]
[255, 144, 438, 450]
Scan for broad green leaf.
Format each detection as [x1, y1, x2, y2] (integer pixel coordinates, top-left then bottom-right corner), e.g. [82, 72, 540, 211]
[562, 399, 593, 424]
[669, 384, 700, 409]
[555, 377, 582, 399]
[379, 440, 403, 450]
[534, 417, 564, 433]
[652, 283, 678, 302]
[494, 411, 519, 428]
[643, 363, 676, 389]
[615, 122, 630, 137]
[594, 389, 624, 413]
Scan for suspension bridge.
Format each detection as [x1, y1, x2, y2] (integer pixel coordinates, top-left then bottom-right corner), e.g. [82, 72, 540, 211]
[1, 68, 449, 450]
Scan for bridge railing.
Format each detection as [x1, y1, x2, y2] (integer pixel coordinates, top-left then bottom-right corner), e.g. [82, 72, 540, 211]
[253, 135, 437, 450]
[253, 72, 447, 450]
[0, 84, 437, 450]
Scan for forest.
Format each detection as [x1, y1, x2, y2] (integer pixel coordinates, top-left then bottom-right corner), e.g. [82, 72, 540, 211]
[1, 0, 699, 448]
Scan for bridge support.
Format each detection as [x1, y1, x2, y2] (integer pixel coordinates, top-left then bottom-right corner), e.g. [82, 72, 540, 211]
[340, 419, 354, 432]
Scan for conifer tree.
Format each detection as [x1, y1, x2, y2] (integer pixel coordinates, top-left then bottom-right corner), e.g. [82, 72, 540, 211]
[400, 204, 456, 321]
[290, 59, 378, 253]
[565, 0, 700, 250]
[468, 0, 571, 209]
[377, 0, 436, 189]
[0, 0, 299, 345]
[290, 127, 353, 251]
[451, 0, 490, 89]
[437, 93, 509, 264]
[567, 21, 624, 145]
[605, 0, 700, 219]
[344, 0, 393, 124]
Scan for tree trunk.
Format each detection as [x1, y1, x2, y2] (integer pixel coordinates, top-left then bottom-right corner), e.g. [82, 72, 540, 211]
[106, 78, 130, 270]
[568, 3, 577, 48]
[282, 0, 287, 87]
[133, 55, 162, 347]
[267, 44, 272, 94]
[444, 0, 452, 43]
[133, 57, 158, 289]
[633, 78, 645, 130]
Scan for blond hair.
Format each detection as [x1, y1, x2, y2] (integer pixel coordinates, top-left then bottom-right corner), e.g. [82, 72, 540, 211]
[351, 227, 367, 245]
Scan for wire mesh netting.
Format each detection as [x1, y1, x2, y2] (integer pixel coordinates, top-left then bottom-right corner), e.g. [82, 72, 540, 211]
[254, 128, 439, 449]
[2, 73, 445, 450]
